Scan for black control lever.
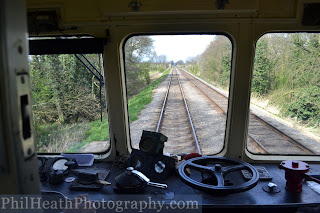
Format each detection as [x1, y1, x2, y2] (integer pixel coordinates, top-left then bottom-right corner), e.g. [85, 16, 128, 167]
[65, 160, 77, 169]
[74, 171, 111, 185]
[49, 170, 64, 184]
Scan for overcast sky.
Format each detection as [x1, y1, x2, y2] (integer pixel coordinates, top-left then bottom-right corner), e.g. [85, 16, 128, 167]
[151, 35, 215, 62]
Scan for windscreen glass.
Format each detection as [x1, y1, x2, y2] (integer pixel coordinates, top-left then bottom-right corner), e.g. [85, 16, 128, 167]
[248, 33, 320, 155]
[29, 53, 109, 153]
[124, 35, 232, 155]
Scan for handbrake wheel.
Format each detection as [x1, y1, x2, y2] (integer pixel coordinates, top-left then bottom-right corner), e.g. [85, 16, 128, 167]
[178, 156, 259, 193]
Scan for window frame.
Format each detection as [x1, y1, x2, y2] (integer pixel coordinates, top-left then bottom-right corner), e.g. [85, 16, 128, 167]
[29, 37, 111, 156]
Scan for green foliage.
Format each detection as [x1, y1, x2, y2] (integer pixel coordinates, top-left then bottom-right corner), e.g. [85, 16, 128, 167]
[83, 118, 109, 142]
[35, 123, 59, 149]
[221, 54, 231, 86]
[140, 63, 151, 85]
[30, 54, 104, 125]
[254, 33, 320, 127]
[154, 64, 167, 72]
[30, 54, 106, 152]
[35, 122, 89, 153]
[266, 33, 320, 127]
[125, 36, 154, 63]
[252, 39, 273, 95]
[185, 58, 199, 76]
[185, 33, 320, 128]
[286, 87, 320, 124]
[66, 68, 170, 152]
[31, 35, 170, 153]
[192, 36, 232, 89]
[66, 117, 109, 152]
[126, 63, 147, 97]
[125, 37, 156, 97]
[176, 60, 184, 66]
[125, 36, 168, 97]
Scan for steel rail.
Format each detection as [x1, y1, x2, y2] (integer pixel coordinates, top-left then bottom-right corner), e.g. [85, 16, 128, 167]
[176, 68, 202, 154]
[156, 67, 201, 154]
[248, 135, 269, 154]
[156, 68, 174, 132]
[178, 67, 268, 154]
[250, 114, 315, 155]
[179, 67, 315, 155]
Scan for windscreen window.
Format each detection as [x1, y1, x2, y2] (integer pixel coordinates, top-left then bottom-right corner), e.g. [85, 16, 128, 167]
[248, 33, 320, 155]
[29, 53, 109, 153]
[124, 35, 232, 155]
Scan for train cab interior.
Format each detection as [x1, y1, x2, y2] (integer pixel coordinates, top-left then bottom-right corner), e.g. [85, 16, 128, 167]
[1, 0, 320, 212]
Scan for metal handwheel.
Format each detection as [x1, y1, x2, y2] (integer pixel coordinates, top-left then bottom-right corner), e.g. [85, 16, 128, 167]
[178, 156, 259, 193]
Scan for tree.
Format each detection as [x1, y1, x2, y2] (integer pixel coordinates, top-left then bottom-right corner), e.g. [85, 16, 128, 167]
[125, 36, 154, 63]
[187, 36, 231, 88]
[175, 60, 184, 66]
[125, 36, 156, 96]
[30, 54, 103, 125]
[252, 38, 273, 95]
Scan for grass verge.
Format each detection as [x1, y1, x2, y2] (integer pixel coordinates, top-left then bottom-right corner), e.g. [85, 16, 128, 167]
[128, 68, 170, 122]
[36, 123, 89, 153]
[66, 117, 109, 152]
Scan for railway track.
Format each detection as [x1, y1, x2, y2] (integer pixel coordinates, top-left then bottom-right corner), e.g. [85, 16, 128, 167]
[177, 67, 315, 155]
[156, 67, 201, 154]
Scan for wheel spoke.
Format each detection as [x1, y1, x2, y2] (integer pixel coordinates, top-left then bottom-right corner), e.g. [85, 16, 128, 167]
[213, 172, 224, 186]
[187, 162, 212, 171]
[222, 164, 246, 174]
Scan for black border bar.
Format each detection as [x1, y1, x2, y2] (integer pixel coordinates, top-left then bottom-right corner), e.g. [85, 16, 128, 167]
[29, 38, 106, 55]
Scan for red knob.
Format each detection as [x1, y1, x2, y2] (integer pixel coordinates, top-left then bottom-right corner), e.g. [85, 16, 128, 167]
[279, 160, 310, 192]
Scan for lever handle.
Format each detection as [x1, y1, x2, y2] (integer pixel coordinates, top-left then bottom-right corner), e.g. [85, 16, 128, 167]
[147, 182, 168, 189]
[128, 167, 168, 189]
[303, 174, 320, 184]
[132, 169, 150, 182]
[98, 180, 112, 185]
